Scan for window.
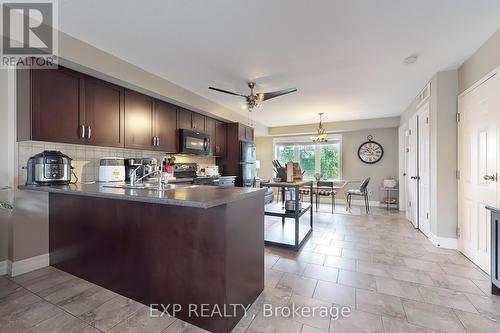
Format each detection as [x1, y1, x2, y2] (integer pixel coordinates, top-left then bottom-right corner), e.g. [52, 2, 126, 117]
[274, 136, 341, 180]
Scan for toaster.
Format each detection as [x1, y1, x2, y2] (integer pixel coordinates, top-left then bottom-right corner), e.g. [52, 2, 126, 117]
[98, 157, 125, 182]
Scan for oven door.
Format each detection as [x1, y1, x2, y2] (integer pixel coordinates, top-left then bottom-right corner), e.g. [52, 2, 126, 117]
[179, 129, 210, 155]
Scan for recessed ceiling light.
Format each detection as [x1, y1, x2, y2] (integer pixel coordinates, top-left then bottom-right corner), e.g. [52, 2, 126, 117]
[404, 54, 419, 64]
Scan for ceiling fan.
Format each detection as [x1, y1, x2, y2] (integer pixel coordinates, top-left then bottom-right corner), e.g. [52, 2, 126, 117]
[209, 82, 297, 111]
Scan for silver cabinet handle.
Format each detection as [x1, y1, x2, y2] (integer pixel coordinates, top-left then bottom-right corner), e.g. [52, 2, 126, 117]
[86, 126, 91, 139]
[157, 137, 160, 146]
[483, 174, 497, 181]
[152, 137, 156, 146]
[80, 125, 85, 139]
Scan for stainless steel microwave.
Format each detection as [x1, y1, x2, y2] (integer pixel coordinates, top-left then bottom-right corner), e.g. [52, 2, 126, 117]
[179, 129, 211, 155]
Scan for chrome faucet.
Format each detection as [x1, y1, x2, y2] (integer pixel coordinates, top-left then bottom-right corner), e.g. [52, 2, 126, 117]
[130, 166, 164, 189]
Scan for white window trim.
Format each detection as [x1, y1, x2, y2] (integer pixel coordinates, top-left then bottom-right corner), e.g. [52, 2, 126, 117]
[273, 135, 343, 180]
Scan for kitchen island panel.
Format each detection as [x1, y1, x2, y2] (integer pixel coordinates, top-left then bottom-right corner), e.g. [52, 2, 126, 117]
[49, 192, 263, 333]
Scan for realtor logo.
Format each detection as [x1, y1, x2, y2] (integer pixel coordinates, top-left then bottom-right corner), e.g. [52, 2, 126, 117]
[1, 0, 58, 68]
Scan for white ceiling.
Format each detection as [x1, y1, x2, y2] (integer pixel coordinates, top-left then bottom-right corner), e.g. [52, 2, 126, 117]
[58, 0, 500, 127]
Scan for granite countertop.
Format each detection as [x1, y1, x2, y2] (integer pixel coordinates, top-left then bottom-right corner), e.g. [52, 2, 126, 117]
[19, 182, 265, 209]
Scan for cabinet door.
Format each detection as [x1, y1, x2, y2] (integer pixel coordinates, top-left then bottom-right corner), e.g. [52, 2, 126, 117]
[31, 68, 83, 144]
[154, 100, 177, 153]
[238, 124, 246, 141]
[205, 117, 216, 155]
[245, 126, 254, 142]
[177, 108, 192, 129]
[84, 78, 124, 148]
[192, 113, 206, 131]
[215, 121, 227, 158]
[124, 90, 154, 149]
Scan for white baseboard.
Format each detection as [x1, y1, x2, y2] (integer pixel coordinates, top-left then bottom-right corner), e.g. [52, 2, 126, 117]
[8, 253, 49, 277]
[428, 232, 458, 250]
[0, 260, 7, 275]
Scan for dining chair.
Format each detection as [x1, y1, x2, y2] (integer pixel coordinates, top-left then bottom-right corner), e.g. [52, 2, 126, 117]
[315, 181, 337, 213]
[346, 177, 371, 213]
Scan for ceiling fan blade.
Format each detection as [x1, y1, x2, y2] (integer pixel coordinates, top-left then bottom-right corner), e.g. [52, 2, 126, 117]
[257, 88, 297, 101]
[209, 87, 246, 97]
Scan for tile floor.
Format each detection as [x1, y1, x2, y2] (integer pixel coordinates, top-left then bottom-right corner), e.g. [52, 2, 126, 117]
[1, 204, 500, 333]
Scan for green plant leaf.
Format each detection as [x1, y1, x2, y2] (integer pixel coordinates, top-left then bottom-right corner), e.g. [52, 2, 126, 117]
[0, 202, 13, 210]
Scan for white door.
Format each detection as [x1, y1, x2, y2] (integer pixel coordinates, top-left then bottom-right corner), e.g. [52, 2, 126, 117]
[407, 114, 419, 228]
[417, 103, 431, 237]
[458, 73, 499, 273]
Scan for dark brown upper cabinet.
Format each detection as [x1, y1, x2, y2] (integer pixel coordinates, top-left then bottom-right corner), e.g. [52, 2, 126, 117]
[124, 90, 155, 150]
[237, 123, 254, 142]
[177, 108, 206, 131]
[205, 117, 216, 155]
[27, 67, 84, 144]
[215, 120, 227, 158]
[17, 65, 226, 154]
[192, 112, 206, 131]
[154, 100, 177, 153]
[84, 78, 124, 147]
[177, 108, 192, 130]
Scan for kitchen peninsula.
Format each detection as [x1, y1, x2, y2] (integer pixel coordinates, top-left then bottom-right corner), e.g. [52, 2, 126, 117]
[20, 184, 265, 333]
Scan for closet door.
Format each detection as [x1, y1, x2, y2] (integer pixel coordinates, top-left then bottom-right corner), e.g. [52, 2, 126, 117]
[407, 114, 419, 228]
[417, 103, 430, 237]
[458, 73, 499, 273]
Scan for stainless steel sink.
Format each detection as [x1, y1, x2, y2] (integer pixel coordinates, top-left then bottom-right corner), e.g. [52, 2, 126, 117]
[103, 183, 198, 191]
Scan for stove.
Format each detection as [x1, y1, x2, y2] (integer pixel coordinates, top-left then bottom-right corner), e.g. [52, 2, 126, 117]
[173, 163, 235, 187]
[173, 163, 198, 179]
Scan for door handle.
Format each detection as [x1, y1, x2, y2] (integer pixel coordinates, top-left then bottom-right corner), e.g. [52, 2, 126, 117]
[410, 176, 420, 180]
[79, 125, 85, 139]
[483, 174, 497, 181]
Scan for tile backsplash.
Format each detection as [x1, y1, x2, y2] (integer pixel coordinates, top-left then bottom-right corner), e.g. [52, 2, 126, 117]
[17, 141, 216, 185]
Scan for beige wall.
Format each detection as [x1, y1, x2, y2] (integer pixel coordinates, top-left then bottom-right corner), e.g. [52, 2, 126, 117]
[342, 128, 399, 202]
[458, 28, 500, 94]
[255, 137, 274, 180]
[399, 70, 458, 239]
[255, 127, 399, 203]
[0, 69, 10, 262]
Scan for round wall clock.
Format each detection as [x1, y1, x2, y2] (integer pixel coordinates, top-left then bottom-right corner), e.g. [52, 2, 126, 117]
[358, 135, 384, 164]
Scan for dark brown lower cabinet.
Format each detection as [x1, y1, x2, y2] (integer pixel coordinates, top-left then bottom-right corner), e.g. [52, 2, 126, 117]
[49, 193, 264, 333]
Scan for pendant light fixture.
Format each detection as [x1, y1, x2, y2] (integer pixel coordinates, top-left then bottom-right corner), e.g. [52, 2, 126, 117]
[310, 113, 328, 142]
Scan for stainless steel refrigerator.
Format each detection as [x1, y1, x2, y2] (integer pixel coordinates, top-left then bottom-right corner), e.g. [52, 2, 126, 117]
[240, 142, 256, 187]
